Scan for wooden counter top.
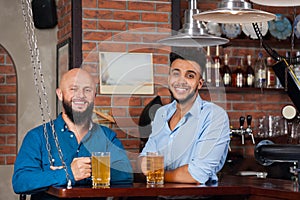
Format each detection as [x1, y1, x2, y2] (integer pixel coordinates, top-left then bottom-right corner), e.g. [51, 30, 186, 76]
[46, 175, 300, 199]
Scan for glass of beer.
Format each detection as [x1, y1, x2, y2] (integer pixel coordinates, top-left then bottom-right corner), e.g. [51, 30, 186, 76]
[91, 152, 110, 188]
[146, 152, 164, 185]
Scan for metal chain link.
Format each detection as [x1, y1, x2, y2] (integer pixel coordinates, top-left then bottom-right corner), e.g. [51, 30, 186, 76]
[21, 0, 72, 189]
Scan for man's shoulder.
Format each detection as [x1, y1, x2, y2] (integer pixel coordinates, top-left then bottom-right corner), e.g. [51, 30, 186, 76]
[93, 124, 117, 138]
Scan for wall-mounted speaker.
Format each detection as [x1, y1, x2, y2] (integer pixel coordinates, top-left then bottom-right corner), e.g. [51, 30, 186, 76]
[31, 0, 58, 29]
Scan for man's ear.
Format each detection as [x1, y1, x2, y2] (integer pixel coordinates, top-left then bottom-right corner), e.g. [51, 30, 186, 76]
[56, 88, 63, 101]
[198, 79, 204, 90]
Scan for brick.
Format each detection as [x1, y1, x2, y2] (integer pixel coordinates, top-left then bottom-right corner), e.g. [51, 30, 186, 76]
[112, 96, 141, 106]
[98, 21, 126, 31]
[128, 1, 155, 11]
[0, 65, 15, 74]
[82, 20, 97, 30]
[0, 145, 16, 154]
[156, 2, 171, 12]
[113, 32, 143, 43]
[110, 107, 127, 117]
[94, 95, 112, 106]
[82, 0, 97, 8]
[113, 11, 140, 21]
[98, 0, 126, 9]
[6, 75, 16, 84]
[6, 156, 16, 165]
[84, 9, 112, 19]
[141, 13, 169, 23]
[0, 105, 16, 114]
[83, 31, 112, 41]
[0, 85, 16, 94]
[98, 42, 127, 52]
[0, 126, 16, 134]
[127, 23, 156, 31]
[82, 42, 97, 51]
[6, 95, 16, 104]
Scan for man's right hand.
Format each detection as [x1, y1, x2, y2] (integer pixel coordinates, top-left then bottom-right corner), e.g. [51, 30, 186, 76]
[71, 157, 91, 181]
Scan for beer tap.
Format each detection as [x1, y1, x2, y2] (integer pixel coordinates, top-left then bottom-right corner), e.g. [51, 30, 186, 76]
[230, 115, 255, 145]
[246, 115, 255, 144]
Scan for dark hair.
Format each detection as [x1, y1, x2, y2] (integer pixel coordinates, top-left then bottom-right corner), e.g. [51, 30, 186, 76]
[169, 47, 204, 67]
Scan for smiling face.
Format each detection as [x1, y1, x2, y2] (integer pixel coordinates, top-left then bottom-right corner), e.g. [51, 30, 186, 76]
[168, 58, 203, 105]
[56, 68, 96, 124]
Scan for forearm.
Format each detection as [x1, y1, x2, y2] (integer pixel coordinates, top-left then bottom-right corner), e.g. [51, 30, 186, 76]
[164, 165, 200, 184]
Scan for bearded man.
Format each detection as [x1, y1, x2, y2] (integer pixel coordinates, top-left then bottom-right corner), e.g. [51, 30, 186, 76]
[13, 68, 133, 200]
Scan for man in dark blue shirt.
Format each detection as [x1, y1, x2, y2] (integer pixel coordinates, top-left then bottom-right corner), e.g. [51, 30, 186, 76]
[12, 68, 133, 199]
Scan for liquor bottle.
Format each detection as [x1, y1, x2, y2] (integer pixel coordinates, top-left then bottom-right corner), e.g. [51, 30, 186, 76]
[254, 52, 267, 88]
[214, 45, 221, 87]
[266, 57, 276, 88]
[245, 55, 255, 87]
[221, 53, 231, 87]
[205, 46, 212, 85]
[232, 58, 244, 88]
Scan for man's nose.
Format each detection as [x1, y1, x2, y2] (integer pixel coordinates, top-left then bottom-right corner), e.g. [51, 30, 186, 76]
[75, 89, 85, 97]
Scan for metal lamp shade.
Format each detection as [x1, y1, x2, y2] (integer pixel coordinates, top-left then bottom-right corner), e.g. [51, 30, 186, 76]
[193, 0, 275, 24]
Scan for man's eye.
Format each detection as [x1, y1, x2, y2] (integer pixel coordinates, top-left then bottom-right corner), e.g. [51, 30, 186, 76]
[186, 74, 195, 79]
[85, 88, 92, 93]
[172, 72, 180, 76]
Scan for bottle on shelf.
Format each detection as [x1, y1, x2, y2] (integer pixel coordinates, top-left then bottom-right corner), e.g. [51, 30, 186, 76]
[232, 57, 244, 88]
[220, 53, 231, 87]
[254, 52, 267, 88]
[214, 45, 221, 87]
[266, 57, 276, 88]
[205, 46, 212, 86]
[245, 55, 255, 87]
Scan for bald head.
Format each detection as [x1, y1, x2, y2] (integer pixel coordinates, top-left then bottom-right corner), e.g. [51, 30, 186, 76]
[59, 68, 95, 90]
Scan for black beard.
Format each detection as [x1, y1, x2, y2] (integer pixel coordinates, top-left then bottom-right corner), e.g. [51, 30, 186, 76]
[62, 99, 94, 125]
[169, 86, 198, 105]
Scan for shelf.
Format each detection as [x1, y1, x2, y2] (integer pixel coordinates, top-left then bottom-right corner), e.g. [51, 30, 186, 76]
[201, 86, 286, 94]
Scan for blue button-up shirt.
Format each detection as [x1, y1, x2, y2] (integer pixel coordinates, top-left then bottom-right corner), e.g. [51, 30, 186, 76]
[12, 114, 133, 194]
[140, 95, 230, 184]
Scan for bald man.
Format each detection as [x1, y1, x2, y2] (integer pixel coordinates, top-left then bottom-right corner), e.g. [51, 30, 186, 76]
[13, 68, 133, 199]
[139, 52, 230, 185]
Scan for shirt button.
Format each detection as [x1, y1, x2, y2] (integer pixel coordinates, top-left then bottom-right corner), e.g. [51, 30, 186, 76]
[70, 134, 74, 138]
[61, 128, 64, 132]
[77, 150, 80, 153]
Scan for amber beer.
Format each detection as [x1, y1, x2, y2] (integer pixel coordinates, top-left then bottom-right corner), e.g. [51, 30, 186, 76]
[146, 152, 164, 185]
[91, 152, 110, 187]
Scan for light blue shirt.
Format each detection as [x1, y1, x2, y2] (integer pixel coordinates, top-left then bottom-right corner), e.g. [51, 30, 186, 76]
[141, 95, 230, 184]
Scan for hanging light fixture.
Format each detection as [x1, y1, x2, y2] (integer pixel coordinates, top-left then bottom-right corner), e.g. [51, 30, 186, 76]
[157, 0, 229, 47]
[193, 0, 275, 24]
[250, 0, 300, 7]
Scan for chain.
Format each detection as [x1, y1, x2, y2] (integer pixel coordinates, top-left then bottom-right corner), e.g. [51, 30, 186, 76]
[21, 0, 72, 189]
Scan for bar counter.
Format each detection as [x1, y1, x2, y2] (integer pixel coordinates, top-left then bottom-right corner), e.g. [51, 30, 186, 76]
[46, 175, 300, 199]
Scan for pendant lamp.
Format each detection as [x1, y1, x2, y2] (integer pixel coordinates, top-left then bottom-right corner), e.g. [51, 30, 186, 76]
[193, 0, 275, 24]
[157, 0, 229, 47]
[250, 0, 300, 7]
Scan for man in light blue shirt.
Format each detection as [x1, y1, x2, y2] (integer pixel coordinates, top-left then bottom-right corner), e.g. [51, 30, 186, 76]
[140, 51, 230, 185]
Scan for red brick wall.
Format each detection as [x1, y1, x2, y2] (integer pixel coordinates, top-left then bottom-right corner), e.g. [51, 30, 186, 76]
[0, 44, 17, 165]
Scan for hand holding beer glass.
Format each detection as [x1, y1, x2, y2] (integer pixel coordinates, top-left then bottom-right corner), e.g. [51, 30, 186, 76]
[146, 152, 164, 185]
[91, 152, 110, 188]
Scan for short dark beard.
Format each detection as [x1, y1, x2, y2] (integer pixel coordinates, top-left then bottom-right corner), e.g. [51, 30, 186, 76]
[62, 98, 94, 125]
[169, 86, 198, 105]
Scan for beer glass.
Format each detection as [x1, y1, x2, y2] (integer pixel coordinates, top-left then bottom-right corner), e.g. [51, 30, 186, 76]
[91, 152, 110, 188]
[146, 152, 164, 185]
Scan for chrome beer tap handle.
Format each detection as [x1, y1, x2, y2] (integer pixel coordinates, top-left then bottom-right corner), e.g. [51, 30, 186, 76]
[246, 115, 255, 144]
[240, 116, 245, 144]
